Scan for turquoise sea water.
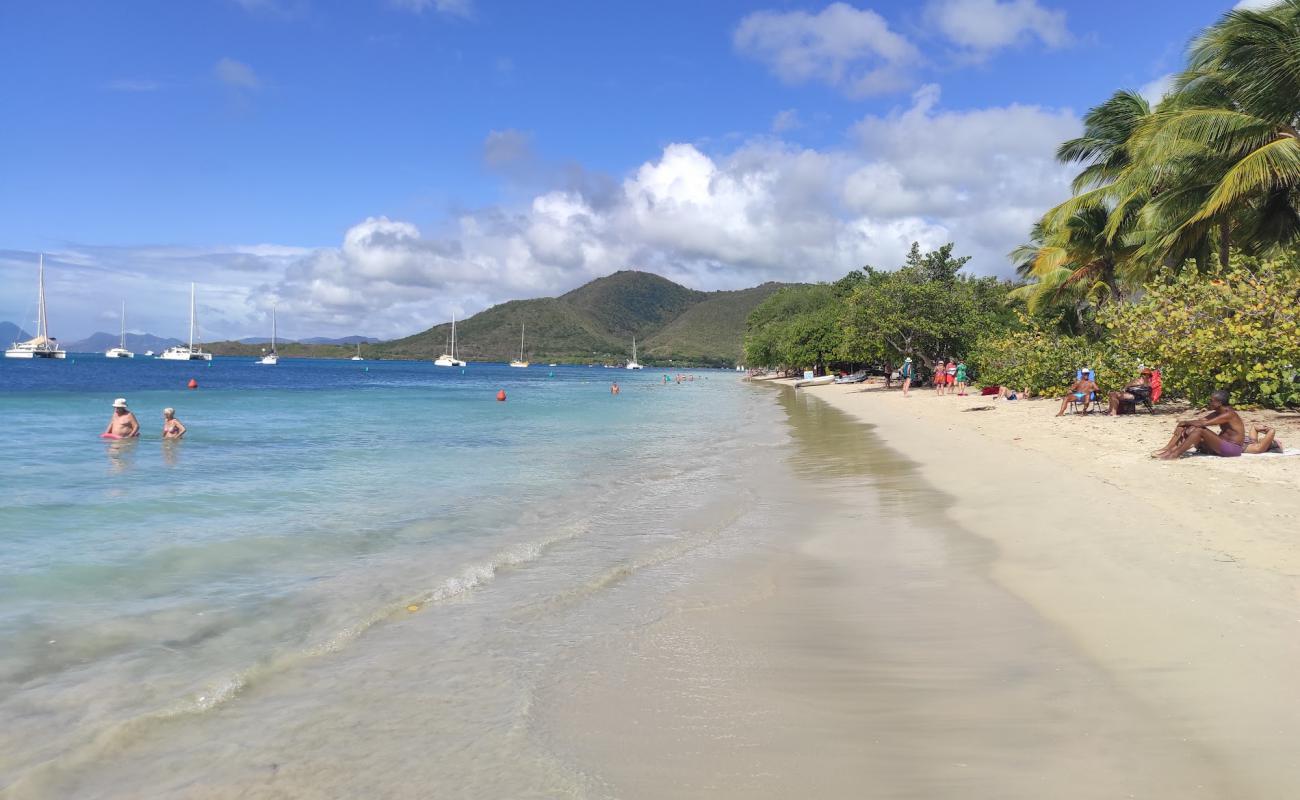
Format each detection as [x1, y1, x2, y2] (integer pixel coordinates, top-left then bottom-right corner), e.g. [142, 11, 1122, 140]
[0, 356, 781, 795]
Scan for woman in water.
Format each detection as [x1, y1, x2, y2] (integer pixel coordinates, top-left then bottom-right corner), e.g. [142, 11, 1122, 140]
[162, 407, 187, 440]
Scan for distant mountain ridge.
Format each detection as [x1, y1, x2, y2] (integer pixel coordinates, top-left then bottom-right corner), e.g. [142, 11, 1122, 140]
[0, 322, 33, 344]
[380, 271, 790, 366]
[64, 331, 184, 353]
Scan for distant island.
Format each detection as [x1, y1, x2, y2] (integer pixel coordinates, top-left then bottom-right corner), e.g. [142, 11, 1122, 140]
[11, 272, 789, 367]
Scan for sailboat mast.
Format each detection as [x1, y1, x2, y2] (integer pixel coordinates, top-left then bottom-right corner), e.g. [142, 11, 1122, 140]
[37, 255, 48, 341]
[188, 283, 196, 349]
[271, 306, 277, 350]
[520, 323, 525, 361]
[120, 302, 126, 348]
[451, 314, 457, 359]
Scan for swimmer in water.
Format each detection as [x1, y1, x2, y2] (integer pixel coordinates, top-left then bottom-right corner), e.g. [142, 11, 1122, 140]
[162, 407, 187, 440]
[104, 398, 140, 438]
[611, 381, 620, 395]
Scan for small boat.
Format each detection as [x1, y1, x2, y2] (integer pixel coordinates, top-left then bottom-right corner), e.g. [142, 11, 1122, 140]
[257, 306, 279, 365]
[625, 336, 643, 370]
[144, 350, 155, 357]
[508, 323, 529, 368]
[6, 255, 67, 359]
[159, 283, 213, 361]
[794, 374, 836, 388]
[105, 301, 134, 358]
[548, 363, 557, 367]
[434, 313, 466, 367]
[351, 342, 364, 361]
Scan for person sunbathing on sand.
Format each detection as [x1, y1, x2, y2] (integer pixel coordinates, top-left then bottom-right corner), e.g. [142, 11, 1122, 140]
[1055, 375, 1098, 416]
[997, 386, 1027, 401]
[1244, 424, 1283, 454]
[1151, 390, 1245, 460]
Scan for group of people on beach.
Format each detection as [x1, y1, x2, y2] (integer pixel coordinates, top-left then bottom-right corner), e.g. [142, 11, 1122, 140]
[897, 357, 966, 398]
[103, 398, 186, 440]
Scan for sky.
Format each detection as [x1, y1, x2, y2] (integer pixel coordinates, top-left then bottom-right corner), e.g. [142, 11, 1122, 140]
[0, 0, 1263, 341]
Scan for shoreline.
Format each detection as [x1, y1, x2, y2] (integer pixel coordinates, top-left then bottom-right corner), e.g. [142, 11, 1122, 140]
[774, 378, 1300, 796]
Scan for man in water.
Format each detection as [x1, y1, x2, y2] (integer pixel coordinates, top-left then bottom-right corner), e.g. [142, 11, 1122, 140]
[610, 381, 620, 395]
[1151, 390, 1245, 459]
[162, 407, 187, 440]
[1055, 371, 1098, 416]
[104, 398, 140, 438]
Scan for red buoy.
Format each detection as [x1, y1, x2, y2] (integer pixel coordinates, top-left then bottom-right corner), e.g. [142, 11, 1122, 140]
[496, 389, 507, 402]
[188, 378, 198, 389]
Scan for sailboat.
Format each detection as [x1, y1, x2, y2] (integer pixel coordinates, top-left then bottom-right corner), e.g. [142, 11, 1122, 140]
[625, 336, 643, 370]
[159, 283, 213, 361]
[6, 255, 66, 359]
[257, 306, 279, 365]
[434, 314, 466, 367]
[351, 342, 364, 361]
[105, 302, 134, 358]
[509, 323, 529, 368]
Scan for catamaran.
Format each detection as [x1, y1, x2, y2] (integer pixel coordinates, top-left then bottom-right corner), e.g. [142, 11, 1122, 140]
[6, 255, 66, 359]
[434, 313, 466, 367]
[257, 306, 279, 365]
[105, 302, 134, 358]
[508, 323, 529, 368]
[159, 283, 213, 361]
[625, 336, 643, 370]
[351, 342, 364, 361]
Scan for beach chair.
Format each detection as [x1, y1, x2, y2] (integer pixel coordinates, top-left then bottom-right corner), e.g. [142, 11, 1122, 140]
[1067, 368, 1096, 414]
[1118, 369, 1162, 414]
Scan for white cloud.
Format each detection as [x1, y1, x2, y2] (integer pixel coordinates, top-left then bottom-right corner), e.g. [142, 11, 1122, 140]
[1234, 0, 1278, 9]
[734, 3, 918, 97]
[1139, 73, 1175, 104]
[925, 0, 1069, 57]
[9, 87, 1081, 341]
[772, 109, 802, 133]
[390, 0, 472, 16]
[214, 58, 260, 90]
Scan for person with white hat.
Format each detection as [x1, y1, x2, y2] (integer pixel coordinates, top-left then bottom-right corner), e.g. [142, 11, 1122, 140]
[103, 398, 140, 438]
[899, 356, 914, 397]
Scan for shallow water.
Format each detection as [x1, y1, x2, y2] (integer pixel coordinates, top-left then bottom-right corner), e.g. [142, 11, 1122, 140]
[0, 357, 765, 796]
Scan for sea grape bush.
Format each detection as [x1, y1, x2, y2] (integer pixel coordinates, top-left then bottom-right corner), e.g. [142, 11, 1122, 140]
[968, 313, 1141, 397]
[1100, 257, 1300, 407]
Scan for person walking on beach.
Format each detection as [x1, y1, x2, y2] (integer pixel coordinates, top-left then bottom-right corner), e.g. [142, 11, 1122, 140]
[104, 398, 140, 438]
[954, 360, 968, 396]
[1152, 390, 1246, 459]
[900, 357, 914, 397]
[934, 358, 946, 397]
[162, 407, 187, 440]
[945, 360, 958, 395]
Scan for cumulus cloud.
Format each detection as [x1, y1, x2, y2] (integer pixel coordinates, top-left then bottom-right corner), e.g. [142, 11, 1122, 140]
[925, 0, 1069, 58]
[214, 58, 260, 90]
[390, 0, 472, 16]
[734, 3, 918, 97]
[15, 87, 1080, 341]
[1234, 0, 1279, 9]
[1139, 73, 1175, 104]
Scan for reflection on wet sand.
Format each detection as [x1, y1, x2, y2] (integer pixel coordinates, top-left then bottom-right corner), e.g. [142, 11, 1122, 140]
[538, 385, 1231, 799]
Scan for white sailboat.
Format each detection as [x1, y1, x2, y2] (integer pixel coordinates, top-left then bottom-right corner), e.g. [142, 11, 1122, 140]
[257, 306, 279, 365]
[434, 314, 466, 367]
[6, 255, 67, 359]
[351, 342, 364, 361]
[105, 302, 134, 358]
[508, 323, 529, 368]
[625, 336, 643, 370]
[159, 283, 213, 361]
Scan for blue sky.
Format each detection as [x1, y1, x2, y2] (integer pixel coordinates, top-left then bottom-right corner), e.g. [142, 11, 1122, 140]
[0, 0, 1254, 340]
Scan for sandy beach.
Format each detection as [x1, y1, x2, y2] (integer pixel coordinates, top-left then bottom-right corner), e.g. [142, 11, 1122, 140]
[779, 379, 1300, 795]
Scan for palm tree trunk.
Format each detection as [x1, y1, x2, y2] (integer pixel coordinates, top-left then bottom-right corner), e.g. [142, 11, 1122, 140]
[1217, 219, 1230, 269]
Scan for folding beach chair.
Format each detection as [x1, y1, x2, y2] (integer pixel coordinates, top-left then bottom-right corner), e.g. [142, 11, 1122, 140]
[1118, 369, 1162, 414]
[1067, 368, 1096, 414]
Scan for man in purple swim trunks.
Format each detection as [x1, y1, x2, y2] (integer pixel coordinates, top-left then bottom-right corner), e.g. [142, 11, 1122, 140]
[1151, 390, 1245, 460]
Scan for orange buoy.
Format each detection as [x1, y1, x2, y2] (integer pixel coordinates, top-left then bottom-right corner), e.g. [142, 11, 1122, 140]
[496, 389, 507, 402]
[187, 378, 199, 389]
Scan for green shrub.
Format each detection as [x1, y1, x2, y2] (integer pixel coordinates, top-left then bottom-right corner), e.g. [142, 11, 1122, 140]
[969, 314, 1141, 396]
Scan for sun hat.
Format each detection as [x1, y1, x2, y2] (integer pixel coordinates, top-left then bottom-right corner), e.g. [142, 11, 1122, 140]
[904, 357, 912, 362]
[112, 398, 128, 408]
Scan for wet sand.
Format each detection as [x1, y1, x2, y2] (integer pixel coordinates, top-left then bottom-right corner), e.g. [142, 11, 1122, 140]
[541, 387, 1276, 798]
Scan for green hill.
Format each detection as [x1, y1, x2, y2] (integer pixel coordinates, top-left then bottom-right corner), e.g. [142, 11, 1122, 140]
[377, 271, 790, 366]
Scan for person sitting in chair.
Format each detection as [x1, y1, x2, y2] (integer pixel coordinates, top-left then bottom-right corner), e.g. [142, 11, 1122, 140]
[1055, 371, 1098, 417]
[1106, 369, 1153, 416]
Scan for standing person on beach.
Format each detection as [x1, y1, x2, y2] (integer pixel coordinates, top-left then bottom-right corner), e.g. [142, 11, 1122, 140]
[162, 408, 186, 440]
[954, 360, 968, 396]
[945, 360, 958, 395]
[900, 357, 914, 397]
[934, 359, 946, 396]
[104, 398, 140, 438]
[1151, 390, 1246, 459]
